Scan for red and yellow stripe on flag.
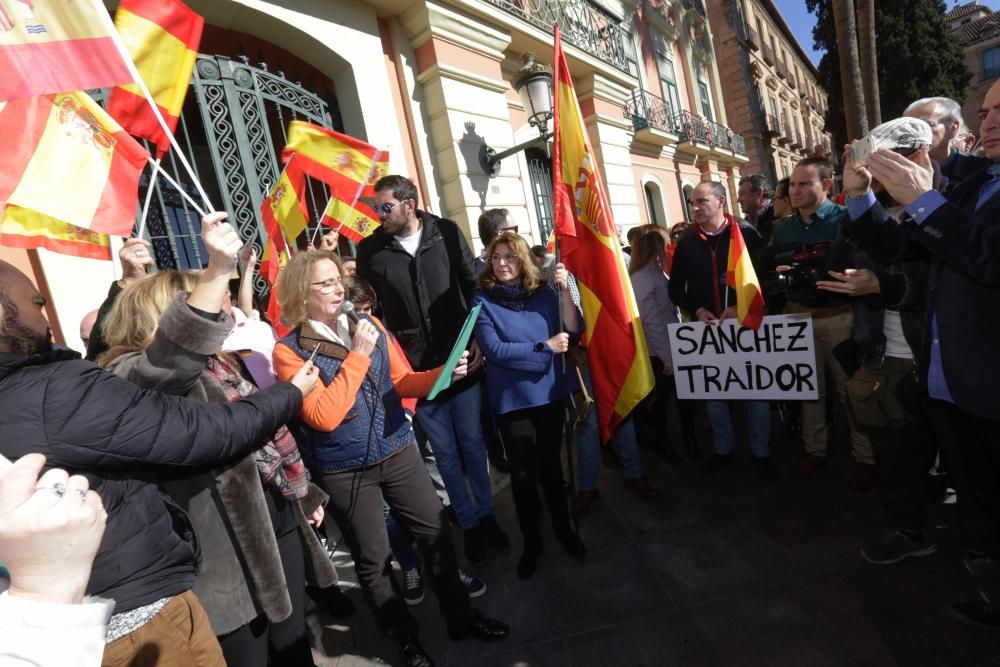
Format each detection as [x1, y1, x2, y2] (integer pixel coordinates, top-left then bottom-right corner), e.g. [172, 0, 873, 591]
[0, 92, 149, 237]
[281, 121, 388, 194]
[725, 216, 765, 330]
[0, 211, 111, 260]
[106, 0, 203, 156]
[319, 197, 380, 244]
[0, 0, 132, 101]
[261, 157, 310, 244]
[551, 27, 653, 443]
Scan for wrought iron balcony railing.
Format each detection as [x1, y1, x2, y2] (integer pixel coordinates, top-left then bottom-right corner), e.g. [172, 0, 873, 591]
[775, 61, 788, 79]
[673, 110, 747, 155]
[623, 88, 678, 134]
[788, 71, 797, 89]
[484, 0, 632, 74]
[762, 43, 775, 65]
[745, 26, 760, 50]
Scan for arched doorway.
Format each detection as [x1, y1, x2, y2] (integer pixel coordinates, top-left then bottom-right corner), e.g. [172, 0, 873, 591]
[643, 180, 668, 228]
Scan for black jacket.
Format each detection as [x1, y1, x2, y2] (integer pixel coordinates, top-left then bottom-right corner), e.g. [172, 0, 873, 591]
[357, 211, 479, 395]
[668, 217, 764, 319]
[845, 162, 1000, 418]
[0, 349, 303, 614]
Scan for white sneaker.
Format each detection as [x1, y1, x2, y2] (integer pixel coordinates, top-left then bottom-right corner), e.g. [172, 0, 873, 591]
[459, 570, 486, 598]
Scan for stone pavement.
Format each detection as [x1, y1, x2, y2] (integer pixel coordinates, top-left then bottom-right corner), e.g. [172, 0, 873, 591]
[307, 408, 1000, 666]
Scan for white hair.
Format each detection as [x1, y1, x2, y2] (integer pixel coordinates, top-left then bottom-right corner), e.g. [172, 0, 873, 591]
[904, 96, 964, 126]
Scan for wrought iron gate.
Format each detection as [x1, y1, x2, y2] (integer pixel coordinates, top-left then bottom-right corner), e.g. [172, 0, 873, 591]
[134, 53, 337, 294]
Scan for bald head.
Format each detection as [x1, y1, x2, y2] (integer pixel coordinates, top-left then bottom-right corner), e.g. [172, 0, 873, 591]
[0, 260, 53, 355]
[80, 309, 99, 349]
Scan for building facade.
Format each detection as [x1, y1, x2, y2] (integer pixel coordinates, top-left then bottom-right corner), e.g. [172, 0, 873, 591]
[947, 1, 999, 131]
[3, 0, 753, 353]
[706, 0, 833, 186]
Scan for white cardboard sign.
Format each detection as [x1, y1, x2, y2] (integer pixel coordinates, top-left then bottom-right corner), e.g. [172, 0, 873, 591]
[667, 314, 818, 400]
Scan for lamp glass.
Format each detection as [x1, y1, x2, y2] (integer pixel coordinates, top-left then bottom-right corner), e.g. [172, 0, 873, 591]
[517, 73, 553, 132]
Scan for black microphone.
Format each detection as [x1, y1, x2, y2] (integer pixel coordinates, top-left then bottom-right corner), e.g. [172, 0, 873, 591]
[341, 300, 361, 323]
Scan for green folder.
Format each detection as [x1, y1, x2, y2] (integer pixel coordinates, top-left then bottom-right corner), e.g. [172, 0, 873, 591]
[427, 303, 482, 400]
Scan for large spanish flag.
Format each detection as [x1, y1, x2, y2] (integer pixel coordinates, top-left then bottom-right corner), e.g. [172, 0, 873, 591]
[281, 121, 389, 194]
[0, 92, 149, 237]
[0, 0, 132, 101]
[0, 213, 111, 260]
[261, 156, 310, 244]
[319, 196, 380, 244]
[551, 27, 653, 442]
[725, 215, 765, 330]
[106, 0, 203, 156]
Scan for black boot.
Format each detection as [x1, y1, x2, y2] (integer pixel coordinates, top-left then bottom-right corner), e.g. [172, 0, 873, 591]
[399, 639, 435, 667]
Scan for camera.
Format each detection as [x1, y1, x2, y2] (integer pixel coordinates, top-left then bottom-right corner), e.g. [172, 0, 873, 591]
[762, 241, 837, 296]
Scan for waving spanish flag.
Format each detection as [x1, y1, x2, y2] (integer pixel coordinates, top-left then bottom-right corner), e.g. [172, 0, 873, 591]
[319, 196, 380, 244]
[0, 0, 132, 101]
[551, 27, 653, 442]
[261, 156, 310, 244]
[0, 91, 149, 237]
[725, 215, 765, 330]
[281, 121, 389, 194]
[0, 214, 111, 260]
[106, 0, 203, 156]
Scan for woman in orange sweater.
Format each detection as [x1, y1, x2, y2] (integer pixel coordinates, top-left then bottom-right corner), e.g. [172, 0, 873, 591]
[272, 250, 508, 667]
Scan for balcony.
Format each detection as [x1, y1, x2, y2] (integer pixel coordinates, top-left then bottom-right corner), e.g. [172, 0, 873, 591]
[484, 0, 632, 74]
[762, 43, 775, 65]
[763, 113, 781, 138]
[673, 110, 748, 156]
[745, 26, 760, 51]
[775, 61, 788, 79]
[623, 89, 679, 142]
[788, 71, 797, 89]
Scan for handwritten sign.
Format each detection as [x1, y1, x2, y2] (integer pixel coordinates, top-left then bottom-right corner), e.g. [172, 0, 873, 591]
[667, 314, 818, 400]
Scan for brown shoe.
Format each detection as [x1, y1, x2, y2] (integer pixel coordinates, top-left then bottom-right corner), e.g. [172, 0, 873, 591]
[848, 461, 878, 491]
[791, 454, 826, 479]
[576, 489, 600, 514]
[624, 476, 659, 499]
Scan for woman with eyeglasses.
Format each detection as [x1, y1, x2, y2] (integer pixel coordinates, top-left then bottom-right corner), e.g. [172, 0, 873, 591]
[271, 250, 509, 667]
[472, 232, 586, 580]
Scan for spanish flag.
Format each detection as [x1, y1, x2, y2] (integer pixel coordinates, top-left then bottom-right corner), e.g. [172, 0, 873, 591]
[0, 92, 149, 237]
[0, 214, 111, 260]
[261, 156, 310, 244]
[725, 215, 765, 330]
[319, 196, 380, 244]
[106, 0, 203, 156]
[281, 121, 388, 194]
[0, 0, 132, 101]
[551, 27, 653, 442]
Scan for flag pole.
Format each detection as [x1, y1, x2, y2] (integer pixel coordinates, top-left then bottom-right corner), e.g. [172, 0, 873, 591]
[88, 0, 214, 213]
[309, 149, 383, 247]
[135, 158, 161, 239]
[554, 234, 581, 537]
[145, 157, 206, 217]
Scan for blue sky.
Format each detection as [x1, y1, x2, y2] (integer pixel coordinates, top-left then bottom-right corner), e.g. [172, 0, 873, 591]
[773, 0, 1000, 66]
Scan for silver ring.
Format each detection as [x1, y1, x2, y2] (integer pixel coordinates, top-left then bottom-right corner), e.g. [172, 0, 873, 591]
[51, 482, 66, 497]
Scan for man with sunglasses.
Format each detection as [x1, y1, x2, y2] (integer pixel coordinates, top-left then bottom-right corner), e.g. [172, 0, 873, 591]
[357, 176, 511, 567]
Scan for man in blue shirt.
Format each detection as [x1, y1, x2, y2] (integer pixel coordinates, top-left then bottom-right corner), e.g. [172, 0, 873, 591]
[841, 78, 1000, 628]
[765, 158, 875, 489]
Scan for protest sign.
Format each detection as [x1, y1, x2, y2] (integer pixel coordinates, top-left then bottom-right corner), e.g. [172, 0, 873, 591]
[667, 314, 817, 400]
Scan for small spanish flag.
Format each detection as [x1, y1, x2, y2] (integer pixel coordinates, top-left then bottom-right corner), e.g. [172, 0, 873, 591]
[282, 121, 388, 194]
[0, 91, 149, 237]
[106, 0, 203, 156]
[319, 196, 380, 244]
[725, 215, 765, 330]
[0, 0, 132, 102]
[0, 212, 111, 261]
[261, 156, 310, 245]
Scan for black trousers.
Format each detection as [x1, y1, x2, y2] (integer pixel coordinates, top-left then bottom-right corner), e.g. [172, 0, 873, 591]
[320, 443, 472, 640]
[218, 527, 315, 666]
[496, 401, 572, 548]
[637, 357, 695, 447]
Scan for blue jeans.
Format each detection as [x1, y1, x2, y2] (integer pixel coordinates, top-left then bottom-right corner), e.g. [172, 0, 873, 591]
[577, 366, 643, 490]
[704, 400, 771, 457]
[416, 382, 494, 529]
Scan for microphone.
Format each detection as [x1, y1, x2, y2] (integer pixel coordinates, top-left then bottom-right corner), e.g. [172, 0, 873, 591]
[341, 300, 361, 323]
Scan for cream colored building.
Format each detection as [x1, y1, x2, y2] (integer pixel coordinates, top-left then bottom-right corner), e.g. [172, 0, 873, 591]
[947, 1, 1000, 130]
[3, 0, 752, 352]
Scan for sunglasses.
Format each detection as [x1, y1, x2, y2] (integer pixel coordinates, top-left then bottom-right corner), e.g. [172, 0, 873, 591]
[374, 200, 408, 215]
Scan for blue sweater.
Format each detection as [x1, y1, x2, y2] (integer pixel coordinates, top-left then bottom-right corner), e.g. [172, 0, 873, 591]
[473, 283, 581, 416]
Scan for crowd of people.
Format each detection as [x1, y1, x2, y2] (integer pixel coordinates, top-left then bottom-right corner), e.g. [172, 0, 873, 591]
[4, 81, 1000, 667]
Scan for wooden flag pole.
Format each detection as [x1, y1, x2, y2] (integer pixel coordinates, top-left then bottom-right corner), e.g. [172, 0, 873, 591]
[88, 0, 214, 213]
[308, 149, 383, 247]
[554, 234, 581, 536]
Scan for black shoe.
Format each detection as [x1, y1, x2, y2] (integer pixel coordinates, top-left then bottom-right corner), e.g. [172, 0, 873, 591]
[683, 432, 701, 460]
[860, 529, 937, 565]
[558, 532, 587, 562]
[752, 456, 779, 482]
[700, 452, 734, 475]
[449, 610, 510, 642]
[479, 514, 511, 553]
[399, 639, 435, 666]
[517, 543, 542, 580]
[950, 601, 1000, 628]
[464, 525, 488, 565]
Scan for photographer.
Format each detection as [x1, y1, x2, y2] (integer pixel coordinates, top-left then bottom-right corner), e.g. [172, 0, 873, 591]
[761, 157, 875, 489]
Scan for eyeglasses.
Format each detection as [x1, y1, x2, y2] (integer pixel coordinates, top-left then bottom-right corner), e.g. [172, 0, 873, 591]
[310, 277, 342, 293]
[498, 225, 518, 233]
[490, 253, 519, 265]
[375, 200, 407, 216]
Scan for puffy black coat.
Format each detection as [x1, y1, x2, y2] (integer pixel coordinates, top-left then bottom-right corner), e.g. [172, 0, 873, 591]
[0, 349, 303, 614]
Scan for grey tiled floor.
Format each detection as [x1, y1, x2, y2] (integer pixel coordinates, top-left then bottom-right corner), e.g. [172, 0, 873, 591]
[309, 408, 1000, 666]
